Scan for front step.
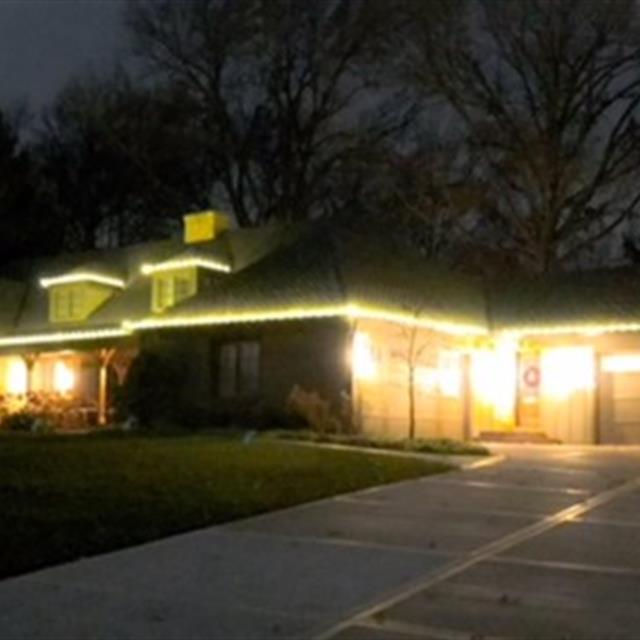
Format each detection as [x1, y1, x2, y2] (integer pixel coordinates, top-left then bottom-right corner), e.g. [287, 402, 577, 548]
[478, 430, 561, 444]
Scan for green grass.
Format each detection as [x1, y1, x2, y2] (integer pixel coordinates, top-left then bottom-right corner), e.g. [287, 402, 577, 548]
[0, 434, 451, 579]
[267, 430, 490, 456]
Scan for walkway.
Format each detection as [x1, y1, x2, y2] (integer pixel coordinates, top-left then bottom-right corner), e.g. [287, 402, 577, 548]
[2, 445, 640, 639]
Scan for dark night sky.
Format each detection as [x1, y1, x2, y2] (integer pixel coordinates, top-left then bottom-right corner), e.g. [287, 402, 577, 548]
[0, 0, 126, 110]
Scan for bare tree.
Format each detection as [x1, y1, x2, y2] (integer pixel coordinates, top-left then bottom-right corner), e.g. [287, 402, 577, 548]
[126, 0, 409, 226]
[393, 309, 441, 440]
[401, 0, 640, 272]
[38, 71, 209, 249]
[363, 138, 484, 261]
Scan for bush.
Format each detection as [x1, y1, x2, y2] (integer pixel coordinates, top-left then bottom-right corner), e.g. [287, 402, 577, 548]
[3, 411, 36, 433]
[267, 429, 490, 456]
[286, 385, 350, 434]
[119, 351, 186, 429]
[2, 411, 55, 435]
[0, 393, 93, 432]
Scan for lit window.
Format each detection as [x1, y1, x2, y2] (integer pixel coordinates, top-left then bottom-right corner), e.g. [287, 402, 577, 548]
[438, 351, 462, 397]
[153, 276, 173, 312]
[51, 287, 85, 322]
[174, 277, 192, 302]
[152, 270, 195, 312]
[353, 332, 378, 380]
[541, 347, 595, 398]
[602, 354, 640, 373]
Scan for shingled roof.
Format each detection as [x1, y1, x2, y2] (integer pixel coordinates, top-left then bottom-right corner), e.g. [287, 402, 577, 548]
[487, 267, 640, 332]
[1, 219, 640, 344]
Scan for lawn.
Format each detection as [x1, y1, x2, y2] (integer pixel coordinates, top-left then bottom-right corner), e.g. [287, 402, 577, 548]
[0, 434, 451, 579]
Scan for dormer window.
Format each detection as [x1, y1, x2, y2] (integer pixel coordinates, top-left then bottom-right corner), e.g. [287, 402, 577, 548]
[40, 269, 125, 323]
[152, 268, 197, 313]
[52, 286, 84, 322]
[142, 212, 232, 313]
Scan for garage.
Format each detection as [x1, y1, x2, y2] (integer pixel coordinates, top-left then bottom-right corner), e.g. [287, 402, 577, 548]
[599, 355, 640, 444]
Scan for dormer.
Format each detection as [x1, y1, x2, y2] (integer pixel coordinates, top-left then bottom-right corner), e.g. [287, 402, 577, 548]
[141, 211, 232, 313]
[40, 268, 125, 323]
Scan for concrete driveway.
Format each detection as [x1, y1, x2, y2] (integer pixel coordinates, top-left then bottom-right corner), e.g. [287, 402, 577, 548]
[2, 445, 640, 639]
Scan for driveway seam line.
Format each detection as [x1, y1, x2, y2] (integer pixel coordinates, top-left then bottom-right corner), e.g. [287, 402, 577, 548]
[491, 554, 640, 577]
[356, 617, 508, 640]
[314, 475, 640, 640]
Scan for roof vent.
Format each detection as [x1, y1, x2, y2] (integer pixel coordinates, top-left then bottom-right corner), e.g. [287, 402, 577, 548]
[183, 210, 230, 244]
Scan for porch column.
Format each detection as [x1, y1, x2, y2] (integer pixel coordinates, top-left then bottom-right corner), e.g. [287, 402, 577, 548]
[23, 353, 38, 394]
[98, 348, 116, 426]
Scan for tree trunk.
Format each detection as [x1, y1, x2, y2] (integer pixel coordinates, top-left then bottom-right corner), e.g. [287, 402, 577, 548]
[408, 365, 416, 440]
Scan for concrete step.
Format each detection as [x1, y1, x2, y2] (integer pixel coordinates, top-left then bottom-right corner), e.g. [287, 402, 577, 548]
[477, 430, 561, 444]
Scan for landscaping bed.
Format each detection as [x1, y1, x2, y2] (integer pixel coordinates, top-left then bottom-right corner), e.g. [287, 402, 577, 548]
[0, 434, 451, 579]
[267, 430, 490, 456]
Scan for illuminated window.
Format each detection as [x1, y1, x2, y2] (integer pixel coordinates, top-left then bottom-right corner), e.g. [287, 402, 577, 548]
[51, 287, 85, 322]
[218, 341, 260, 397]
[438, 351, 462, 397]
[152, 270, 196, 312]
[541, 347, 594, 398]
[352, 332, 378, 380]
[602, 354, 640, 373]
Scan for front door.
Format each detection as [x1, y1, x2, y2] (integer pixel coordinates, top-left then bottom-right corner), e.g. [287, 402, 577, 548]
[517, 352, 541, 429]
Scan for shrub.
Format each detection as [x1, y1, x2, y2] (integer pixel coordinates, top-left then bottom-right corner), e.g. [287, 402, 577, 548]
[119, 351, 186, 429]
[266, 430, 490, 456]
[286, 385, 348, 434]
[3, 411, 36, 432]
[0, 392, 95, 432]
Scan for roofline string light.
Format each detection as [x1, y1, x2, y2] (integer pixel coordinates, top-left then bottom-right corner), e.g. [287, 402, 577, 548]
[40, 273, 126, 290]
[123, 302, 489, 336]
[141, 258, 232, 275]
[501, 321, 640, 338]
[0, 328, 131, 348]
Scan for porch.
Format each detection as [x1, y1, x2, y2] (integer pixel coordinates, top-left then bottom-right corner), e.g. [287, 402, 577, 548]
[0, 347, 137, 430]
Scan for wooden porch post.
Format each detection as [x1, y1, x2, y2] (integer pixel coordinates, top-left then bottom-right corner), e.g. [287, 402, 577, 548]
[23, 353, 38, 394]
[98, 348, 116, 426]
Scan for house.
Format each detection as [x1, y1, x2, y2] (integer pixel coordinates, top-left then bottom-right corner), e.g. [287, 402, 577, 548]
[0, 210, 639, 443]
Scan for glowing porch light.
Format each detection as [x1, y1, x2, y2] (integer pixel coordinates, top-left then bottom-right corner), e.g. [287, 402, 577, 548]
[352, 331, 378, 380]
[471, 339, 517, 423]
[601, 354, 640, 373]
[40, 273, 125, 289]
[540, 347, 595, 399]
[53, 362, 75, 394]
[6, 359, 28, 395]
[141, 258, 232, 275]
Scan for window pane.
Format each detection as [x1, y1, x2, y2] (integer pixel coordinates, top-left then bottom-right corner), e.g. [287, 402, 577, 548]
[218, 344, 238, 398]
[154, 277, 172, 311]
[70, 288, 83, 318]
[239, 341, 260, 395]
[174, 277, 191, 302]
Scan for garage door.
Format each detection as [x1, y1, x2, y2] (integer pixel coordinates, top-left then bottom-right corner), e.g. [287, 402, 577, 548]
[600, 368, 640, 444]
